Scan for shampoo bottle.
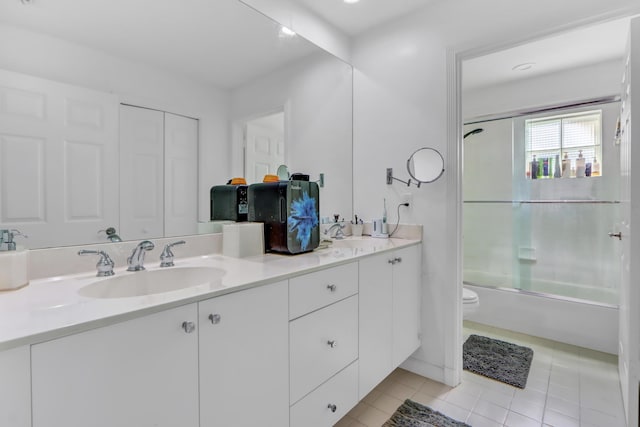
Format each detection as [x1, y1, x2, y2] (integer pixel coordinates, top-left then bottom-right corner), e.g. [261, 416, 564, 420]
[592, 158, 601, 176]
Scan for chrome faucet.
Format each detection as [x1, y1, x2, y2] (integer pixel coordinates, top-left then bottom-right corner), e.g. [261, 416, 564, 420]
[325, 222, 346, 240]
[127, 240, 155, 271]
[78, 249, 115, 277]
[160, 240, 186, 267]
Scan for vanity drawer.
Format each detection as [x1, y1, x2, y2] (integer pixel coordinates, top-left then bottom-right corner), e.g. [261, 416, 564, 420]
[290, 361, 358, 427]
[289, 262, 358, 319]
[290, 295, 358, 404]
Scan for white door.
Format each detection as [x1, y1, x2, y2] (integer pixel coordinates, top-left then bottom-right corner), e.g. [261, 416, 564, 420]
[199, 281, 289, 427]
[164, 113, 198, 237]
[31, 304, 199, 427]
[358, 252, 393, 399]
[244, 113, 285, 184]
[618, 17, 640, 427]
[0, 69, 119, 248]
[392, 245, 422, 367]
[119, 105, 164, 241]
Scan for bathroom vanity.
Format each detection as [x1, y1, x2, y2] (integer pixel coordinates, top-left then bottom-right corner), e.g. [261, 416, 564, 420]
[0, 236, 421, 427]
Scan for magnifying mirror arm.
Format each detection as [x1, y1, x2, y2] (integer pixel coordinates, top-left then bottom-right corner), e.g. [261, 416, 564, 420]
[386, 168, 422, 188]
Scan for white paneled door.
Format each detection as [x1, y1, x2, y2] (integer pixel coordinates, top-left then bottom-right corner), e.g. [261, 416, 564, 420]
[618, 17, 639, 427]
[0, 69, 118, 247]
[245, 118, 284, 184]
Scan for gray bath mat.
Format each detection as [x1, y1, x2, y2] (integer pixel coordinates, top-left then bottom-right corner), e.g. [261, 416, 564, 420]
[463, 334, 533, 389]
[383, 399, 470, 427]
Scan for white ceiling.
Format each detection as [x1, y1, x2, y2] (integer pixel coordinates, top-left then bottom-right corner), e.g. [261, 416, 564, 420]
[0, 0, 319, 89]
[463, 17, 632, 91]
[295, 0, 436, 36]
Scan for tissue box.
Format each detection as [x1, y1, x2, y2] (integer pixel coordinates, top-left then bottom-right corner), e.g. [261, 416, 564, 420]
[222, 223, 264, 258]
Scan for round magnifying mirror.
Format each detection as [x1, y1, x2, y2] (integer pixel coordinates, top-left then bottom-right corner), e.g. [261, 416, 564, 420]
[407, 147, 445, 184]
[276, 164, 289, 180]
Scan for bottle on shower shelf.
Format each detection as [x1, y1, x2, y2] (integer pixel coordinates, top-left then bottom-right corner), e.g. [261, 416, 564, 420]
[562, 152, 570, 178]
[592, 158, 601, 176]
[576, 150, 586, 177]
[531, 155, 538, 179]
[554, 154, 561, 178]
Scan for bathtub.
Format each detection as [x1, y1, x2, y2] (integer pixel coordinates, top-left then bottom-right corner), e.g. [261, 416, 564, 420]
[463, 279, 619, 354]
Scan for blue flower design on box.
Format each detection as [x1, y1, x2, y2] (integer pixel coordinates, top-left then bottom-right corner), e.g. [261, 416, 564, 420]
[288, 191, 318, 251]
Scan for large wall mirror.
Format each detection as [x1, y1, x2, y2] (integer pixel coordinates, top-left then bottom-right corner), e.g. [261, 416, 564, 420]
[0, 0, 353, 249]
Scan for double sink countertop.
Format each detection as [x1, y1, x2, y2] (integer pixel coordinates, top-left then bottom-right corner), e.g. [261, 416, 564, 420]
[0, 236, 421, 351]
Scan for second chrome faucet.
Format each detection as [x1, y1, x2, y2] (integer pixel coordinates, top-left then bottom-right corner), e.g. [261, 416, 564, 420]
[127, 240, 155, 271]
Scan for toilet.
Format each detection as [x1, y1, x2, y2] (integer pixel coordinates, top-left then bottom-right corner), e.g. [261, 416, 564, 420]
[463, 286, 480, 318]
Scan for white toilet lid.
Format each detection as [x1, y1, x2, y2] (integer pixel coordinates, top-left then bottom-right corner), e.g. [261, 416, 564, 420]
[463, 287, 479, 303]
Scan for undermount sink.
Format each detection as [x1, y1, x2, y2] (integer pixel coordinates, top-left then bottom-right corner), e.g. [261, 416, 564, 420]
[78, 266, 226, 298]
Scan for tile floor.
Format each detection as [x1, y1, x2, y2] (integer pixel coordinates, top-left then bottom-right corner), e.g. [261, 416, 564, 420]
[335, 321, 626, 427]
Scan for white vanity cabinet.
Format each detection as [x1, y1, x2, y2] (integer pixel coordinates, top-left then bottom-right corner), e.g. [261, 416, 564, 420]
[289, 262, 359, 427]
[31, 304, 199, 427]
[0, 345, 31, 427]
[359, 244, 421, 398]
[198, 280, 289, 427]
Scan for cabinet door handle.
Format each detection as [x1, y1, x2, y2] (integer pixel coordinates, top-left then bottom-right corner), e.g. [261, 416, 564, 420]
[208, 314, 221, 324]
[395, 257, 402, 263]
[388, 258, 396, 264]
[327, 340, 338, 348]
[327, 284, 337, 292]
[327, 403, 337, 413]
[181, 321, 196, 333]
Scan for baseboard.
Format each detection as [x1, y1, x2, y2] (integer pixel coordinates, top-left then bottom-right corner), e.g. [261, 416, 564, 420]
[400, 357, 455, 386]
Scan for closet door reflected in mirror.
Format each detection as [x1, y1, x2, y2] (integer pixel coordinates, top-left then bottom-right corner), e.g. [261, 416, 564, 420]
[120, 105, 198, 241]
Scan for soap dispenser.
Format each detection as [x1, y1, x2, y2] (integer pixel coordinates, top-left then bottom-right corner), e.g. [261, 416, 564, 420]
[0, 229, 29, 291]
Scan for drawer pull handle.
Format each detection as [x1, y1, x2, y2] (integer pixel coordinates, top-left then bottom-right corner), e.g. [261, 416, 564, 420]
[181, 321, 196, 334]
[327, 284, 337, 292]
[388, 257, 402, 265]
[328, 403, 337, 413]
[208, 314, 221, 324]
[327, 340, 338, 348]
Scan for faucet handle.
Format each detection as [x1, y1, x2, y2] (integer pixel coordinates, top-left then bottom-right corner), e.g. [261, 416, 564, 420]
[160, 240, 186, 267]
[0, 229, 27, 251]
[78, 249, 115, 277]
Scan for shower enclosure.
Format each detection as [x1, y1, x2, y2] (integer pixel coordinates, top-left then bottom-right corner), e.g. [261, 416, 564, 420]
[463, 102, 621, 306]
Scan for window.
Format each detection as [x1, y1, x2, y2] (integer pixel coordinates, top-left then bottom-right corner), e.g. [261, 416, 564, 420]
[525, 110, 602, 179]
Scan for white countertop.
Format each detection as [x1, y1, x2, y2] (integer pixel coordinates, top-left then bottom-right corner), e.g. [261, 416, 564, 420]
[0, 237, 420, 351]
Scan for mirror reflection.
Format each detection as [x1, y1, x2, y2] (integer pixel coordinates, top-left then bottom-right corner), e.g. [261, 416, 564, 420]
[0, 0, 353, 249]
[407, 148, 445, 184]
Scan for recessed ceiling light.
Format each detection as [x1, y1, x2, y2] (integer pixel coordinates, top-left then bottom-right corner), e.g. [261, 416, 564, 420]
[344, 0, 360, 4]
[279, 26, 296, 37]
[512, 62, 535, 71]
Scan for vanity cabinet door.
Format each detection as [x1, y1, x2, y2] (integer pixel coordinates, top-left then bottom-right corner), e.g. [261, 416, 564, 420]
[358, 244, 422, 399]
[199, 281, 289, 427]
[0, 346, 31, 427]
[392, 245, 422, 367]
[31, 304, 199, 427]
[358, 252, 393, 399]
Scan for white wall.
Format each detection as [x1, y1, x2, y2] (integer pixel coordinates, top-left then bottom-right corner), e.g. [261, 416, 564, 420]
[0, 24, 230, 223]
[351, 0, 640, 385]
[230, 52, 353, 220]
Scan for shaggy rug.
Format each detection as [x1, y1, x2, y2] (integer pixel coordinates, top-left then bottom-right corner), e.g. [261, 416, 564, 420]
[463, 334, 534, 389]
[383, 399, 470, 427]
